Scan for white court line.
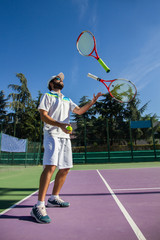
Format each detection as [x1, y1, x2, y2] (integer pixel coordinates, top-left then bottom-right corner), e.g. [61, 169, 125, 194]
[113, 187, 160, 191]
[0, 180, 55, 216]
[97, 170, 146, 240]
[0, 189, 39, 216]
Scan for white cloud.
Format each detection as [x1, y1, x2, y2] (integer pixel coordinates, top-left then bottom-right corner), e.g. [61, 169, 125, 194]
[119, 29, 160, 91]
[88, 2, 98, 29]
[71, 62, 79, 83]
[72, 0, 89, 20]
[72, 0, 98, 29]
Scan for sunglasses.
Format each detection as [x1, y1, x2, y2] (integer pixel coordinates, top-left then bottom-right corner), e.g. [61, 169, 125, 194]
[54, 77, 61, 81]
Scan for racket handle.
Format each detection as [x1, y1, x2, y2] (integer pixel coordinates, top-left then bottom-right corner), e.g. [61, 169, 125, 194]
[87, 73, 100, 81]
[98, 58, 110, 73]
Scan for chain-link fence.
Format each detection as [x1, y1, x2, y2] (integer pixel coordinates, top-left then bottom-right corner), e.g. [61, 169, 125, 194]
[71, 118, 160, 164]
[0, 133, 41, 166]
[0, 117, 160, 165]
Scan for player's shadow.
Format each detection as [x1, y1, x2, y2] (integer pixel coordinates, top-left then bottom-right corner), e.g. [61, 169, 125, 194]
[0, 214, 38, 223]
[0, 203, 37, 223]
[59, 191, 160, 197]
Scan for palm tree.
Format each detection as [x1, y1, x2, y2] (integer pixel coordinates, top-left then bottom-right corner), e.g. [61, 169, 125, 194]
[8, 73, 32, 137]
[0, 91, 8, 132]
[8, 73, 31, 112]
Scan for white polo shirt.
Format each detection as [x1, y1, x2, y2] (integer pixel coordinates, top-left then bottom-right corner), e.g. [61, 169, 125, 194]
[38, 91, 77, 138]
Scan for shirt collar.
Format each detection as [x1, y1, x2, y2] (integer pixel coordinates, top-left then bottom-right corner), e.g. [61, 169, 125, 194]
[50, 90, 64, 98]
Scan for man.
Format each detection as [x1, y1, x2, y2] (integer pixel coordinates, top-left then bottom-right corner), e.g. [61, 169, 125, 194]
[30, 72, 102, 223]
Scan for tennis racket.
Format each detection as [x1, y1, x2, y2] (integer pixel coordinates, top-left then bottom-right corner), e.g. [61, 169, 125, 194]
[76, 31, 110, 73]
[87, 73, 137, 103]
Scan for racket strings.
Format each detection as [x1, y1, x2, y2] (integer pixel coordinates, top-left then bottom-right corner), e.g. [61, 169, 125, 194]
[77, 32, 95, 56]
[109, 80, 136, 103]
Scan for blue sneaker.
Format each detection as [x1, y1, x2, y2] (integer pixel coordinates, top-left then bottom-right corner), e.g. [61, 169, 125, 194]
[30, 205, 51, 223]
[47, 197, 70, 207]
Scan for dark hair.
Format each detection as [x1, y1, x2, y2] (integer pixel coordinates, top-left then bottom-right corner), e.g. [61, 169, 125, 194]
[48, 77, 58, 90]
[48, 84, 52, 91]
[48, 80, 54, 91]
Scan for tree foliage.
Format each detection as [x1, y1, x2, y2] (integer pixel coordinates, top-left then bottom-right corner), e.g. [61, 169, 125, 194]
[72, 93, 157, 147]
[1, 73, 159, 146]
[0, 91, 8, 128]
[1, 73, 42, 141]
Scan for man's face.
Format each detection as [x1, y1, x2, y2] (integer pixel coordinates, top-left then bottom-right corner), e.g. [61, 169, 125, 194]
[52, 77, 64, 90]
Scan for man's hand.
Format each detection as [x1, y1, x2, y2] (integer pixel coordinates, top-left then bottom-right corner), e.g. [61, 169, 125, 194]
[73, 92, 103, 115]
[91, 92, 103, 105]
[39, 110, 72, 134]
[60, 123, 72, 134]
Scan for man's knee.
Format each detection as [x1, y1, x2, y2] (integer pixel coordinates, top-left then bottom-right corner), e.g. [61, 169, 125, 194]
[58, 168, 70, 175]
[44, 165, 56, 174]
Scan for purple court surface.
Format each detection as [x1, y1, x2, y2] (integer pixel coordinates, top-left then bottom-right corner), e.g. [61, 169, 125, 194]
[0, 167, 160, 240]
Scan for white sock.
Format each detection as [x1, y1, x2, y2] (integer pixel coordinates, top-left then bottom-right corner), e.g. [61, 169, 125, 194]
[37, 200, 45, 207]
[50, 195, 59, 200]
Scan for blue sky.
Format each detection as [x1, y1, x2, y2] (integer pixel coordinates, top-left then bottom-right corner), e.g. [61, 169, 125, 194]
[1, 0, 160, 117]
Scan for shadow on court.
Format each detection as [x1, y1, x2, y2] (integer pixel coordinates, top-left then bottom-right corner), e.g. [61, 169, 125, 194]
[0, 214, 36, 223]
[0, 187, 37, 194]
[60, 191, 160, 196]
[0, 187, 38, 211]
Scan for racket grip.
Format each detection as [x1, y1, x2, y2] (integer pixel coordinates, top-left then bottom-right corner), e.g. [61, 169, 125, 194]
[87, 73, 99, 80]
[98, 58, 110, 73]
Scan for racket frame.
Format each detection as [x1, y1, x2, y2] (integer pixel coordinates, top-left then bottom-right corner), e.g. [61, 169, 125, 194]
[76, 31, 97, 58]
[87, 73, 137, 103]
[77, 31, 110, 72]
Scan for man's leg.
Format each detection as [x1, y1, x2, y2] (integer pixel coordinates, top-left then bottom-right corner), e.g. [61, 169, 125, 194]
[30, 165, 56, 223]
[47, 168, 70, 207]
[52, 168, 70, 195]
[38, 165, 56, 201]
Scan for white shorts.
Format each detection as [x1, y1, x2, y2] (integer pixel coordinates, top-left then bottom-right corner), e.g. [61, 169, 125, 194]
[43, 133, 73, 169]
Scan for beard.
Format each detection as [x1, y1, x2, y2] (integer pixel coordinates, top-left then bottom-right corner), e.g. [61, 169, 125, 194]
[53, 82, 64, 90]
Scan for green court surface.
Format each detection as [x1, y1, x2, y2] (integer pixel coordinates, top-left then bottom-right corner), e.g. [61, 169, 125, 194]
[0, 162, 160, 213]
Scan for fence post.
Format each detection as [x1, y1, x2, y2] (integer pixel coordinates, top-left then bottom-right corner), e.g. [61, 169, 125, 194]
[106, 119, 110, 162]
[84, 117, 87, 163]
[129, 120, 134, 161]
[151, 117, 157, 159]
[33, 121, 37, 163]
[25, 139, 28, 168]
[0, 124, 2, 162]
[39, 120, 43, 164]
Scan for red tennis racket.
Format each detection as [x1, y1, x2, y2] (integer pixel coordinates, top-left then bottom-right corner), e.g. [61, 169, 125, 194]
[87, 73, 137, 103]
[76, 30, 110, 73]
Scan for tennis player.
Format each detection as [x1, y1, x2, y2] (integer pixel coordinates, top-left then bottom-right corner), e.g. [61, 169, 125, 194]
[30, 72, 102, 223]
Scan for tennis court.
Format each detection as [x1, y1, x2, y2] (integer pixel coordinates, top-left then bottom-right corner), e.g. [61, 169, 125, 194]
[0, 165, 160, 240]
